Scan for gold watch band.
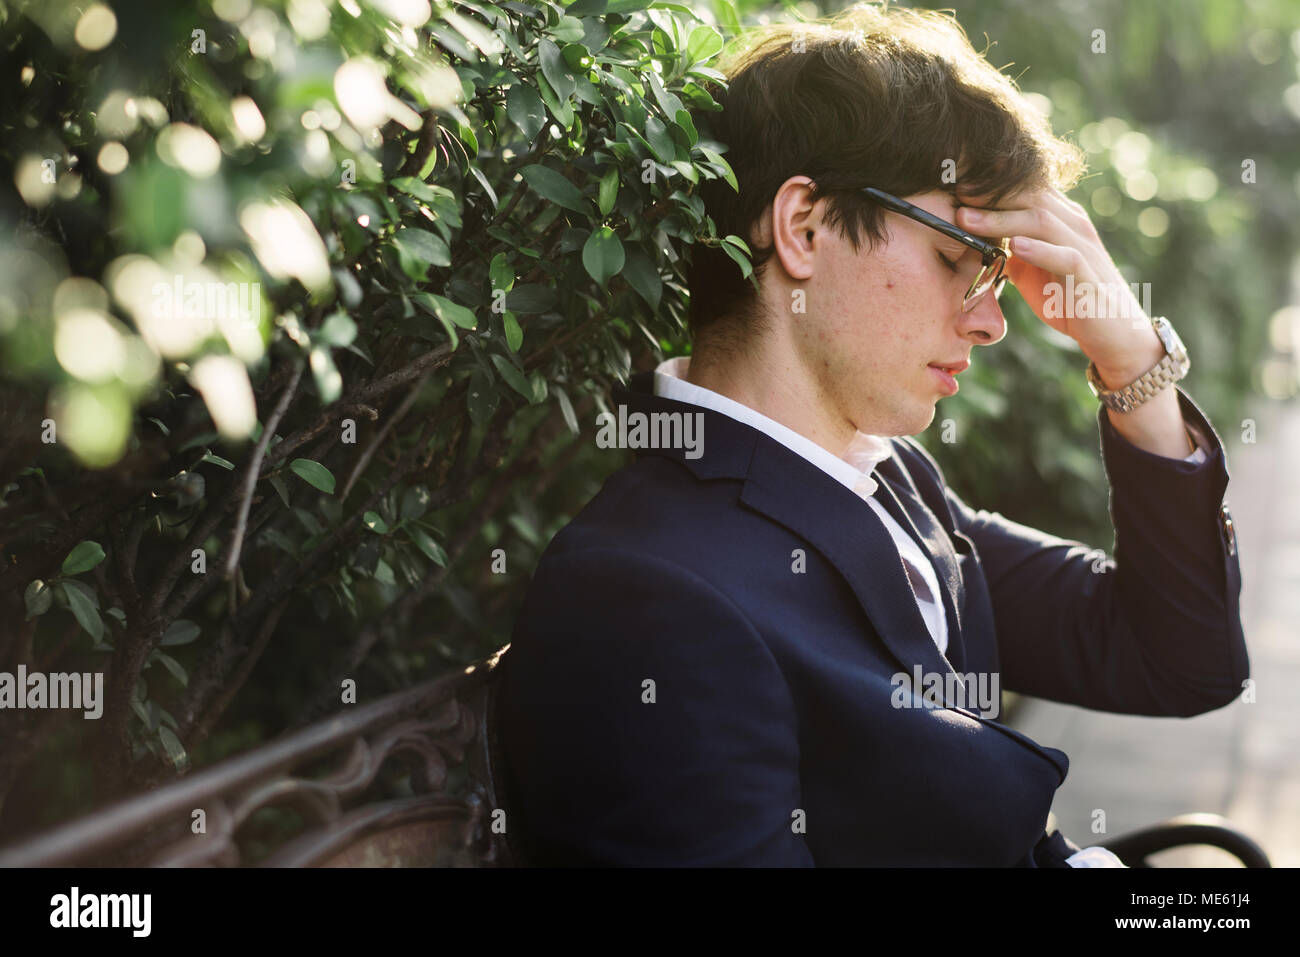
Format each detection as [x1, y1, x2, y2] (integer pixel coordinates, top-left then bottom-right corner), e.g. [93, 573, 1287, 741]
[1086, 316, 1190, 414]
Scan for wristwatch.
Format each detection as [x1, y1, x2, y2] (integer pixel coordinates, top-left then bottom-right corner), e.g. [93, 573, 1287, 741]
[1086, 316, 1190, 413]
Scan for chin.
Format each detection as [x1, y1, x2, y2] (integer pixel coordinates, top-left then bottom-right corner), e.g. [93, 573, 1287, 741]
[910, 402, 938, 435]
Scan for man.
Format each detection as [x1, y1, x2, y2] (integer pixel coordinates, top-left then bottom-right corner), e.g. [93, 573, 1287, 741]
[498, 5, 1247, 866]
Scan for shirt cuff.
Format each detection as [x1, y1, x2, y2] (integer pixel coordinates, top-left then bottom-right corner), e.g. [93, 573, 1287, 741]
[1065, 845, 1129, 867]
[1182, 420, 1210, 465]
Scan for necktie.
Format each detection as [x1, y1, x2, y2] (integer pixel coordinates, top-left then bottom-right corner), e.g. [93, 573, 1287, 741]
[900, 554, 936, 604]
[847, 444, 960, 667]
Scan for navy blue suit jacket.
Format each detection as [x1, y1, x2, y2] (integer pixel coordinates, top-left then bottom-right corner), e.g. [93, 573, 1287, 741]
[499, 370, 1248, 866]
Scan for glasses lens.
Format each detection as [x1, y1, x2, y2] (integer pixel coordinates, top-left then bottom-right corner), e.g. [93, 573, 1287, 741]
[962, 249, 1008, 312]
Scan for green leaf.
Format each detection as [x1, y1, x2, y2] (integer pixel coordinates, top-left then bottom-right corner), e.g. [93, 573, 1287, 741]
[468, 165, 499, 210]
[598, 166, 619, 216]
[489, 252, 515, 293]
[506, 83, 547, 139]
[673, 108, 698, 145]
[160, 620, 201, 646]
[199, 451, 236, 471]
[668, 159, 698, 183]
[411, 527, 448, 567]
[701, 146, 737, 191]
[24, 579, 52, 619]
[645, 68, 684, 120]
[62, 541, 106, 576]
[561, 42, 592, 71]
[393, 228, 451, 278]
[399, 485, 430, 523]
[503, 311, 524, 351]
[392, 175, 436, 202]
[60, 580, 103, 642]
[643, 115, 674, 162]
[152, 651, 189, 687]
[716, 0, 741, 37]
[723, 234, 751, 254]
[269, 474, 291, 508]
[554, 386, 580, 434]
[130, 697, 150, 729]
[414, 292, 478, 330]
[721, 234, 753, 279]
[467, 368, 499, 426]
[529, 370, 548, 404]
[519, 164, 588, 214]
[621, 246, 662, 309]
[364, 511, 390, 534]
[685, 24, 724, 64]
[583, 227, 625, 285]
[373, 558, 396, 586]
[504, 284, 556, 314]
[536, 72, 574, 129]
[490, 354, 536, 401]
[538, 38, 576, 100]
[290, 459, 336, 494]
[310, 344, 342, 404]
[180, 431, 219, 452]
[157, 726, 189, 771]
[318, 312, 357, 347]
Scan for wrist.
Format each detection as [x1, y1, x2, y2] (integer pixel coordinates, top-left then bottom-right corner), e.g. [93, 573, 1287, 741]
[1091, 329, 1166, 390]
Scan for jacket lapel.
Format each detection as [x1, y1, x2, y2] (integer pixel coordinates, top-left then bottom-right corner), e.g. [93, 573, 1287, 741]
[739, 436, 958, 684]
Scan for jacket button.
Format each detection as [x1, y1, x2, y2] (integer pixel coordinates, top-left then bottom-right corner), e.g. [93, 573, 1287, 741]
[1221, 505, 1236, 556]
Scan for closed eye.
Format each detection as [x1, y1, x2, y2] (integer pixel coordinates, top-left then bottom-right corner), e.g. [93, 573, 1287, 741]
[937, 251, 960, 272]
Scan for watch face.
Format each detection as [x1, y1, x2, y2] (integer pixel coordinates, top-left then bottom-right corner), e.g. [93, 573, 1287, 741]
[1154, 317, 1185, 355]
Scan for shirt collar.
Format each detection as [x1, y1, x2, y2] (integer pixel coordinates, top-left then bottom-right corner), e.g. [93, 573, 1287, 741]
[653, 356, 894, 496]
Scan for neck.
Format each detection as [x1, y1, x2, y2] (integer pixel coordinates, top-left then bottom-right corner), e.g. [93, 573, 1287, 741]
[685, 324, 858, 457]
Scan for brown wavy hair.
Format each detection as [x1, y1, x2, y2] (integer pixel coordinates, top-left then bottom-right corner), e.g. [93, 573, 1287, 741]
[686, 1, 1087, 345]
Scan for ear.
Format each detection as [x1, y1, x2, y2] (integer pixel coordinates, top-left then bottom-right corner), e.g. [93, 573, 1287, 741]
[768, 176, 818, 282]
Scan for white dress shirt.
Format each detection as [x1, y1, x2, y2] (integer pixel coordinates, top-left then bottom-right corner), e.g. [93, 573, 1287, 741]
[653, 355, 1210, 868]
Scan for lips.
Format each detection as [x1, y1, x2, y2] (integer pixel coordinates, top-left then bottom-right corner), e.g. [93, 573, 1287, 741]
[928, 359, 970, 375]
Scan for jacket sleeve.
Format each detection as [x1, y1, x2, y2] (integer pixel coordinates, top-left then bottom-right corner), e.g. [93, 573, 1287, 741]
[499, 544, 815, 866]
[915, 385, 1248, 717]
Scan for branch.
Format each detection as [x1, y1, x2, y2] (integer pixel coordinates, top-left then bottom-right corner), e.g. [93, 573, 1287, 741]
[222, 360, 304, 582]
[340, 366, 433, 501]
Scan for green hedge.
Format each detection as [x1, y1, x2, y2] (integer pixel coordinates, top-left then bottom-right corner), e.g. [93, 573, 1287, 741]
[0, 0, 744, 833]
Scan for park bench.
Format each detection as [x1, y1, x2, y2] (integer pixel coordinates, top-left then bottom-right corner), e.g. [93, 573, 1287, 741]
[0, 644, 1270, 868]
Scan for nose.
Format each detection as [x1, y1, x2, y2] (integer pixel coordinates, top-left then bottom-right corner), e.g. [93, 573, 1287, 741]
[961, 290, 1007, 345]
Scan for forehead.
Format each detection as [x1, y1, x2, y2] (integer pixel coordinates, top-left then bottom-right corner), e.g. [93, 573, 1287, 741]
[897, 190, 958, 223]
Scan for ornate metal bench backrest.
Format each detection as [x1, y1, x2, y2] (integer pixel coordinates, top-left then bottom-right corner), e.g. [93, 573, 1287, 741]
[0, 645, 521, 867]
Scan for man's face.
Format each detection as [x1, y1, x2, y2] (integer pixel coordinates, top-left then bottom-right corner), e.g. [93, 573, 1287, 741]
[783, 188, 1008, 438]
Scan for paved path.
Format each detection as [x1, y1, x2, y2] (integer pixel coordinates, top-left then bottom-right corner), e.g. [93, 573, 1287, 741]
[1009, 395, 1300, 866]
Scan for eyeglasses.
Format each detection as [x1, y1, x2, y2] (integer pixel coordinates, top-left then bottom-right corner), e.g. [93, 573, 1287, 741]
[861, 187, 1011, 312]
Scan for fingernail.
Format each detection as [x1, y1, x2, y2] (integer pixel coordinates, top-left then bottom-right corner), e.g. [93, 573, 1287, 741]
[964, 209, 985, 222]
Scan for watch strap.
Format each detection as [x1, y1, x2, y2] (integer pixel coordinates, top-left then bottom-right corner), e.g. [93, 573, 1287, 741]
[1086, 317, 1190, 413]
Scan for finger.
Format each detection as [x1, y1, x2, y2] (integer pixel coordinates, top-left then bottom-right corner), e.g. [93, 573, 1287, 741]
[956, 202, 1072, 247]
[1007, 234, 1083, 279]
[1038, 186, 1096, 237]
